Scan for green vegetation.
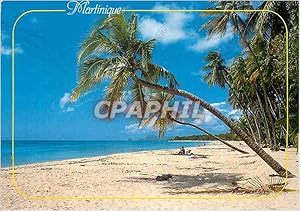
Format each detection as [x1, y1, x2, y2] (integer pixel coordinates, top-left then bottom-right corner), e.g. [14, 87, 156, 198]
[201, 1, 298, 150]
[70, 1, 298, 177]
[172, 132, 239, 141]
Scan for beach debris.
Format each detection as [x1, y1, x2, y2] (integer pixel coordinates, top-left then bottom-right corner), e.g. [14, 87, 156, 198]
[189, 155, 207, 159]
[175, 177, 289, 195]
[241, 177, 287, 194]
[40, 167, 52, 171]
[155, 174, 172, 181]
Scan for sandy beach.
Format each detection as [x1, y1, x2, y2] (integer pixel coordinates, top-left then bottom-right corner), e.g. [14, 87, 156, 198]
[1, 142, 298, 210]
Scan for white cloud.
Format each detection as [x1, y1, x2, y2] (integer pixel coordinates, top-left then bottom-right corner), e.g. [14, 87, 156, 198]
[193, 109, 217, 126]
[210, 101, 228, 113]
[1, 33, 24, 55]
[189, 31, 234, 52]
[60, 93, 75, 112]
[59, 93, 70, 109]
[192, 101, 239, 127]
[125, 122, 154, 134]
[59, 93, 70, 108]
[139, 5, 193, 44]
[211, 101, 226, 108]
[139, 3, 234, 52]
[125, 123, 140, 133]
[1, 32, 24, 55]
[190, 71, 206, 77]
[66, 107, 75, 112]
[1, 32, 9, 41]
[228, 109, 241, 119]
[228, 109, 239, 116]
[0, 46, 23, 55]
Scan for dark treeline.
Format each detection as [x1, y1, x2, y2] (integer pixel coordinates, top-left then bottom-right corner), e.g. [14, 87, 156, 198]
[172, 132, 239, 141]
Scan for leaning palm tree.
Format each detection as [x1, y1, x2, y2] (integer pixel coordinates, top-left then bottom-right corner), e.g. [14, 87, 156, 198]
[70, 13, 294, 177]
[202, 52, 261, 144]
[141, 92, 248, 154]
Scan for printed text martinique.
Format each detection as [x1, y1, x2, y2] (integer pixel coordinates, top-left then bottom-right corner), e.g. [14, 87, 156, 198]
[67, 0, 122, 16]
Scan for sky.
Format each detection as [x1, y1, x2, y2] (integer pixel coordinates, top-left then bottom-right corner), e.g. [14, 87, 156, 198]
[1, 1, 243, 141]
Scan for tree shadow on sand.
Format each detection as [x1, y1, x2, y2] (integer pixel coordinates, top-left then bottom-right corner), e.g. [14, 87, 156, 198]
[162, 173, 244, 190]
[126, 172, 243, 191]
[125, 173, 292, 195]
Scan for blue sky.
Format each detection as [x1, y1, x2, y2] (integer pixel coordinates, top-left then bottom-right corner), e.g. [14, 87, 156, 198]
[1, 1, 243, 140]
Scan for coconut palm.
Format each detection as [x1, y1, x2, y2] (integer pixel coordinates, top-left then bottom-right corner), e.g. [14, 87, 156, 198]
[70, 14, 178, 116]
[245, 1, 298, 41]
[202, 52, 228, 88]
[201, 1, 277, 147]
[202, 52, 261, 143]
[70, 13, 294, 177]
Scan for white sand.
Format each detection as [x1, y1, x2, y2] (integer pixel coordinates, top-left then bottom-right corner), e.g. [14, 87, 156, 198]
[0, 142, 298, 210]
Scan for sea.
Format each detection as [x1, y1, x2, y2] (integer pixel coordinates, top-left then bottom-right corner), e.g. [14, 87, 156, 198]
[1, 140, 209, 168]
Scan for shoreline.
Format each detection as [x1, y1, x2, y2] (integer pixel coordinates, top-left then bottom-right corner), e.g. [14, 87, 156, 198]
[1, 144, 211, 170]
[1, 141, 298, 210]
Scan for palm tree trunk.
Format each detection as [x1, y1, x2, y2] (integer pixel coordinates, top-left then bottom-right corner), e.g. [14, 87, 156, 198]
[249, 104, 264, 144]
[170, 117, 249, 154]
[274, 82, 286, 110]
[255, 90, 273, 146]
[235, 20, 277, 149]
[253, 114, 263, 143]
[271, 83, 286, 110]
[267, 95, 278, 121]
[134, 76, 295, 178]
[222, 72, 258, 143]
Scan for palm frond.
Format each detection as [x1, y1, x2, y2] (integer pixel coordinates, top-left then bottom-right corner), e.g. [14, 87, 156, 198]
[129, 14, 138, 40]
[99, 13, 130, 52]
[77, 26, 121, 64]
[141, 64, 179, 88]
[103, 69, 131, 116]
[70, 59, 115, 101]
[131, 82, 147, 118]
[153, 117, 168, 137]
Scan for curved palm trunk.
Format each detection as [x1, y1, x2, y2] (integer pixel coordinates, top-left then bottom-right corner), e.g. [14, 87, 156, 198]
[134, 76, 295, 178]
[170, 117, 249, 154]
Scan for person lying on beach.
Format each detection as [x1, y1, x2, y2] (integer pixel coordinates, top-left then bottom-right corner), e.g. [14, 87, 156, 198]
[178, 147, 193, 155]
[178, 146, 185, 155]
[186, 149, 193, 155]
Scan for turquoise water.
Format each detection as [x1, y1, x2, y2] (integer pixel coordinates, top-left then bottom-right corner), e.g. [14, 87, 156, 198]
[1, 140, 208, 168]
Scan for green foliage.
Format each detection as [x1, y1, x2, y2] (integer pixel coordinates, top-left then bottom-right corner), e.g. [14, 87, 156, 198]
[70, 13, 178, 118]
[201, 1, 299, 149]
[172, 131, 239, 141]
[72, 1, 298, 150]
